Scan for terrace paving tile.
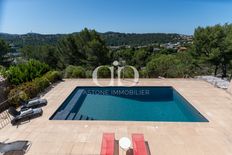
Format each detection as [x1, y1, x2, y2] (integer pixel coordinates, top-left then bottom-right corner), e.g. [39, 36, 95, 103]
[1, 79, 232, 154]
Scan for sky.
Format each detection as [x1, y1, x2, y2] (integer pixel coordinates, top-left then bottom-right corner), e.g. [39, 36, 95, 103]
[0, 0, 232, 35]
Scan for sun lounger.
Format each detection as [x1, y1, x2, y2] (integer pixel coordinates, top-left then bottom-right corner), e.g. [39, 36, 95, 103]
[8, 107, 43, 125]
[20, 98, 47, 109]
[100, 133, 115, 155]
[0, 140, 30, 154]
[132, 134, 148, 155]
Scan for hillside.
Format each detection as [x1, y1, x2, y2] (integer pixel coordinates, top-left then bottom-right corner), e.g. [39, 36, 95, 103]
[101, 32, 190, 46]
[0, 32, 192, 47]
[0, 33, 64, 47]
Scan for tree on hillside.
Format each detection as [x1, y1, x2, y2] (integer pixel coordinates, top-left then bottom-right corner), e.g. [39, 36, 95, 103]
[58, 28, 110, 68]
[21, 45, 62, 69]
[0, 39, 12, 67]
[193, 24, 232, 78]
[21, 28, 110, 69]
[146, 53, 196, 78]
[146, 54, 177, 78]
[111, 48, 135, 65]
[133, 49, 151, 68]
[224, 24, 232, 78]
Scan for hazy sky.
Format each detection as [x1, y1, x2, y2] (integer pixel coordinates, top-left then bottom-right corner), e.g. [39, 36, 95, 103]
[0, 0, 232, 34]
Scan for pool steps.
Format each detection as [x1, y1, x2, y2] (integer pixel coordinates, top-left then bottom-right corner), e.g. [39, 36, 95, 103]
[67, 113, 94, 120]
[52, 89, 85, 120]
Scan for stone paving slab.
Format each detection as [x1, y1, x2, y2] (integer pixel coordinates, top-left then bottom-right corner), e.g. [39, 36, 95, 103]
[1, 79, 232, 155]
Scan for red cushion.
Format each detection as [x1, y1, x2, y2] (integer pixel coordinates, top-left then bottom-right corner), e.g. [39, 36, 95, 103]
[100, 133, 115, 155]
[132, 134, 148, 155]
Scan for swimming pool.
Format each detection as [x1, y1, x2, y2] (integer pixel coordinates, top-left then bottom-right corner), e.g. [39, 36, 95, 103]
[50, 86, 208, 122]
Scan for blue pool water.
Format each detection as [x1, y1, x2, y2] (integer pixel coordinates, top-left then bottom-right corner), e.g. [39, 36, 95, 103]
[50, 86, 208, 122]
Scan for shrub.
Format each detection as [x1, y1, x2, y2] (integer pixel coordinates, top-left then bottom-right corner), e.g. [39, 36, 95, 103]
[65, 65, 86, 78]
[72, 67, 86, 78]
[97, 66, 111, 78]
[146, 54, 179, 78]
[5, 67, 23, 84]
[4, 59, 50, 85]
[8, 71, 62, 106]
[121, 67, 135, 78]
[44, 71, 62, 83]
[146, 53, 196, 78]
[65, 65, 75, 78]
[8, 90, 28, 107]
[33, 77, 50, 92]
[139, 69, 148, 78]
[19, 81, 39, 98]
[85, 70, 93, 78]
[0, 65, 5, 75]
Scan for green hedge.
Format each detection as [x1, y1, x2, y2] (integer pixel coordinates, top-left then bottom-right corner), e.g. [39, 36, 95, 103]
[8, 71, 62, 106]
[44, 71, 62, 83]
[4, 60, 50, 85]
[139, 69, 148, 78]
[97, 66, 111, 78]
[65, 65, 86, 78]
[85, 70, 93, 78]
[121, 67, 134, 78]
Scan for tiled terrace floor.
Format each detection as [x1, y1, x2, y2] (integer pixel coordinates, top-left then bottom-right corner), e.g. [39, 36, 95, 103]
[1, 79, 232, 155]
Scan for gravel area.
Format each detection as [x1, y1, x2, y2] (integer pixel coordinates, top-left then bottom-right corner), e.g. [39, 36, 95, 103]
[196, 76, 230, 89]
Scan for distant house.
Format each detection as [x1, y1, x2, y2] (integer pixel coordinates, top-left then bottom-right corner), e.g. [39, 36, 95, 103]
[166, 44, 174, 49]
[153, 48, 160, 52]
[177, 47, 187, 52]
[160, 43, 177, 49]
